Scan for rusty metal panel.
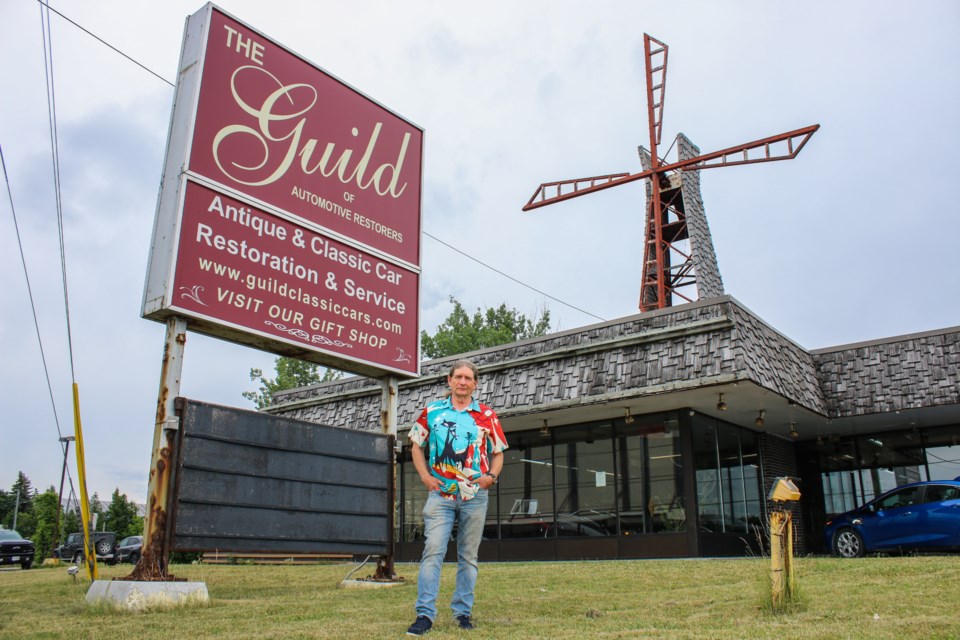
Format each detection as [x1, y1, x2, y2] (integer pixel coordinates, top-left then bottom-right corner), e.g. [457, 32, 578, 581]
[172, 399, 390, 555]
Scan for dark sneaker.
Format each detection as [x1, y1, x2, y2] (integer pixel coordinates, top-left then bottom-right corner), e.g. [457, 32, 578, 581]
[406, 616, 433, 636]
[456, 615, 474, 630]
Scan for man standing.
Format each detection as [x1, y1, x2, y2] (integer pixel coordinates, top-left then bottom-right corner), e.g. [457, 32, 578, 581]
[406, 360, 508, 636]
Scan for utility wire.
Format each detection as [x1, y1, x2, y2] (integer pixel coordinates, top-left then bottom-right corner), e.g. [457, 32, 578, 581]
[1, 143, 78, 505]
[424, 232, 606, 322]
[40, 3, 608, 325]
[37, 0, 174, 88]
[39, 1, 75, 382]
[38, 0, 80, 507]
[1, 147, 65, 440]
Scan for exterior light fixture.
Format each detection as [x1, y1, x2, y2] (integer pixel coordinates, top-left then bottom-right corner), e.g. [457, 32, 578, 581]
[540, 419, 550, 439]
[624, 407, 635, 424]
[755, 410, 765, 428]
[716, 393, 727, 411]
[789, 423, 799, 440]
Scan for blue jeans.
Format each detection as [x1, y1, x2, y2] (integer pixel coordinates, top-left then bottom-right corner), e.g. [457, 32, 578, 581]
[414, 488, 489, 621]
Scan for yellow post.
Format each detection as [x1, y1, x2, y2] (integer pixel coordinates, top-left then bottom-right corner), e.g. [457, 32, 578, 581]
[770, 509, 785, 607]
[72, 383, 98, 581]
[785, 511, 795, 597]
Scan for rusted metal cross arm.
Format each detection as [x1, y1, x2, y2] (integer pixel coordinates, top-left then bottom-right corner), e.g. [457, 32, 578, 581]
[645, 33, 669, 146]
[522, 172, 633, 211]
[521, 124, 819, 212]
[677, 124, 820, 171]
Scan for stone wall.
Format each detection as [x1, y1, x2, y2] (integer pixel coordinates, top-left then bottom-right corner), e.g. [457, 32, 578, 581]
[270, 296, 825, 432]
[813, 328, 960, 417]
[270, 300, 958, 433]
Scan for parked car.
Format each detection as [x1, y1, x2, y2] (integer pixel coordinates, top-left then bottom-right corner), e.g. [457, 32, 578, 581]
[53, 531, 118, 565]
[0, 529, 35, 569]
[824, 477, 960, 558]
[116, 535, 143, 564]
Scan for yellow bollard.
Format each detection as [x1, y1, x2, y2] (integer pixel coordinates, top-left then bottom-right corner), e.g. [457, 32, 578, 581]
[770, 510, 785, 606]
[770, 508, 794, 608]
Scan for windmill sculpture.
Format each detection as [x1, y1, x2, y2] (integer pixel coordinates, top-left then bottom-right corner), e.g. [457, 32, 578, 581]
[523, 34, 819, 312]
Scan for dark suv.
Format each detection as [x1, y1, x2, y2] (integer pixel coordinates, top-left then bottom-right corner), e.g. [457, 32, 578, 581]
[54, 531, 118, 565]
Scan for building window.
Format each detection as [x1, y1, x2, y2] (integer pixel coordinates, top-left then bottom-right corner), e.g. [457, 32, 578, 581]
[692, 415, 763, 534]
[496, 433, 554, 539]
[920, 426, 960, 480]
[618, 419, 685, 533]
[399, 448, 429, 542]
[553, 424, 616, 537]
[814, 426, 960, 519]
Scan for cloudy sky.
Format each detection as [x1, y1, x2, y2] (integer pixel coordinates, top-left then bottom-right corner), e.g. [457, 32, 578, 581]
[2, 0, 958, 505]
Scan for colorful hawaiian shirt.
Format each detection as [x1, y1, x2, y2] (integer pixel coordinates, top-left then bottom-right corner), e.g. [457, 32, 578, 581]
[408, 397, 508, 500]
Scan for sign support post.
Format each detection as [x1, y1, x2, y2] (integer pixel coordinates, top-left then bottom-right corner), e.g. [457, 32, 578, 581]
[374, 376, 400, 581]
[130, 315, 188, 581]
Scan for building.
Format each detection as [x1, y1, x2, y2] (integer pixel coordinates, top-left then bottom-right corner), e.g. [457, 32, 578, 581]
[268, 295, 960, 560]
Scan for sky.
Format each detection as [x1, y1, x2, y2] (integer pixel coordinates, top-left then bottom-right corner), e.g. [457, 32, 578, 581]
[2, 0, 958, 506]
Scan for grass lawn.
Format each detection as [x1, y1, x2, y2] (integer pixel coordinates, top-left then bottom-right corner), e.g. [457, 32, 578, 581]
[1, 556, 958, 639]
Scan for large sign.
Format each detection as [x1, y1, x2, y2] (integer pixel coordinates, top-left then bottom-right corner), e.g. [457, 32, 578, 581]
[143, 4, 421, 377]
[172, 399, 392, 556]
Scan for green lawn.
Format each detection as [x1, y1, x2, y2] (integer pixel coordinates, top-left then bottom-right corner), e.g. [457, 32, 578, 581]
[1, 556, 958, 639]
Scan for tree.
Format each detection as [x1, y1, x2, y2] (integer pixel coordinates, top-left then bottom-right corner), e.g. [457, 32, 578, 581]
[89, 492, 105, 530]
[28, 488, 59, 560]
[420, 297, 552, 359]
[3, 472, 35, 529]
[61, 509, 80, 539]
[0, 488, 11, 528]
[243, 357, 343, 409]
[101, 489, 142, 539]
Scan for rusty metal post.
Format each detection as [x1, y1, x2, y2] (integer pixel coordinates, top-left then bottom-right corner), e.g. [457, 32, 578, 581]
[374, 375, 399, 580]
[52, 435, 74, 557]
[128, 315, 187, 581]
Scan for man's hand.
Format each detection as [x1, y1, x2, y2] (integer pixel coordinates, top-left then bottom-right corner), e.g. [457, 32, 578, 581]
[421, 474, 442, 491]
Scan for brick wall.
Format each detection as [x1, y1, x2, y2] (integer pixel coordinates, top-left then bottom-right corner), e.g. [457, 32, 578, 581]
[759, 433, 805, 554]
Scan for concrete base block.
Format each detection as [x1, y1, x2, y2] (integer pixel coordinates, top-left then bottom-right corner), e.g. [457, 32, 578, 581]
[86, 580, 209, 610]
[340, 578, 406, 589]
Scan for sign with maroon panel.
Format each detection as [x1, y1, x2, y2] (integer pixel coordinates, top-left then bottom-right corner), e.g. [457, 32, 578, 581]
[171, 182, 418, 373]
[189, 8, 421, 267]
[143, 4, 422, 377]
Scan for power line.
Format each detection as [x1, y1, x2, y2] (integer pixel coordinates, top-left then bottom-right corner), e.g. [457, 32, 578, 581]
[1, 143, 77, 505]
[37, 1, 175, 88]
[424, 232, 606, 322]
[1, 146, 65, 440]
[39, 1, 76, 382]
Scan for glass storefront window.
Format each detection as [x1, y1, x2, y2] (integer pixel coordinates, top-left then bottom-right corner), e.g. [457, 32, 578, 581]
[618, 420, 685, 534]
[818, 437, 861, 516]
[693, 416, 763, 533]
[922, 427, 960, 480]
[399, 448, 429, 542]
[497, 434, 554, 539]
[399, 409, 767, 544]
[647, 428, 686, 532]
[856, 433, 923, 499]
[554, 426, 616, 537]
[693, 418, 722, 532]
[717, 424, 742, 531]
[740, 430, 763, 534]
[817, 427, 960, 518]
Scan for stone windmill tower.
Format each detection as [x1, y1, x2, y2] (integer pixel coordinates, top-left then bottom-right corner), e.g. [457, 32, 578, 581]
[523, 34, 819, 312]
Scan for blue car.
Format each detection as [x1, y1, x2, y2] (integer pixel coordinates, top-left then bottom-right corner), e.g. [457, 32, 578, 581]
[824, 477, 960, 558]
